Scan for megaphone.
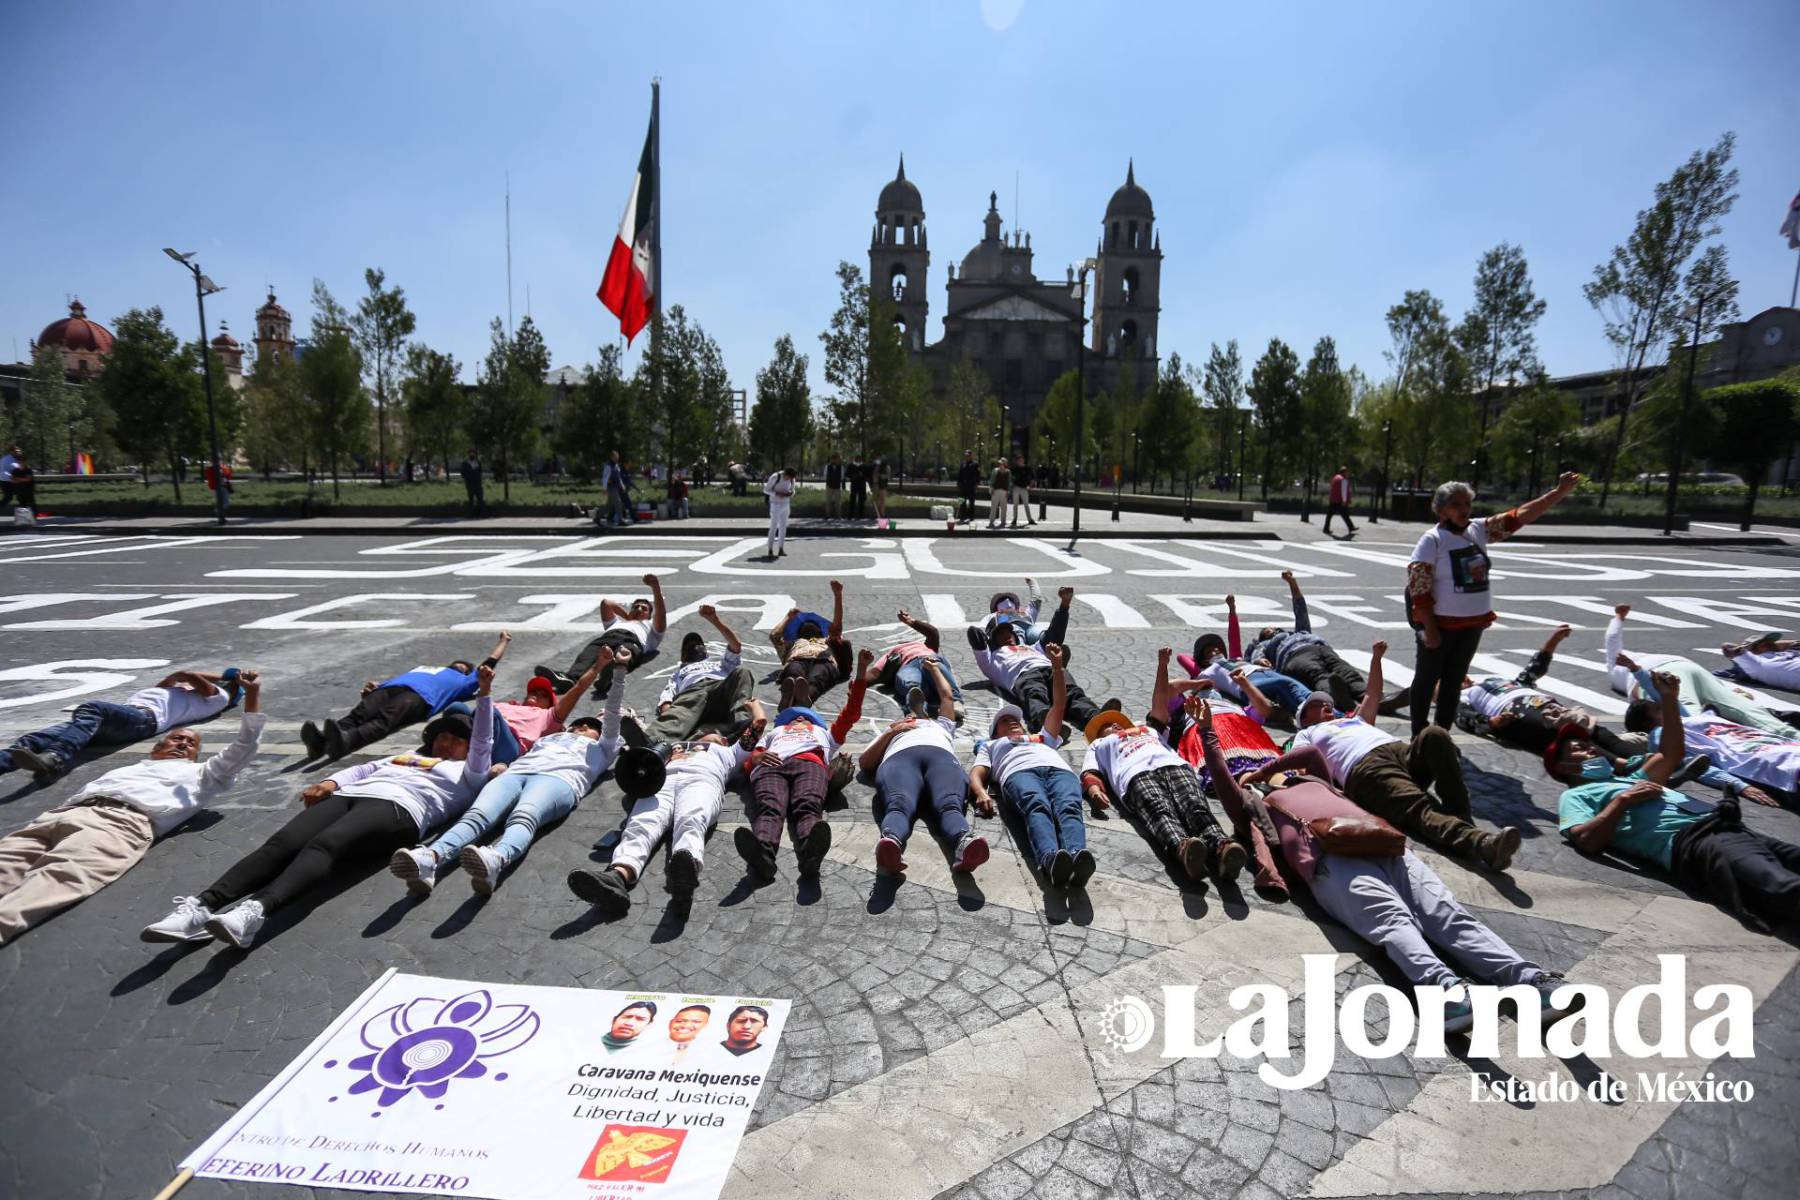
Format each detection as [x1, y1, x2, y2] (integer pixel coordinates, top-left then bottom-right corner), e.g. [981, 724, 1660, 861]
[613, 745, 667, 801]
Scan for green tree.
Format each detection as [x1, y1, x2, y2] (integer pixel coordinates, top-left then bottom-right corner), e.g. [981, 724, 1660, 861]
[1704, 379, 1800, 529]
[820, 261, 874, 458]
[1494, 377, 1578, 494]
[400, 345, 467, 477]
[1033, 368, 1089, 480]
[1457, 243, 1546, 489]
[469, 315, 550, 501]
[241, 348, 305, 478]
[93, 306, 198, 499]
[1584, 132, 1738, 506]
[553, 345, 626, 481]
[1384, 290, 1470, 486]
[1298, 337, 1354, 517]
[1140, 352, 1201, 490]
[351, 267, 417, 484]
[300, 280, 371, 499]
[1198, 340, 1244, 479]
[692, 325, 735, 475]
[1246, 338, 1301, 500]
[750, 334, 812, 469]
[865, 295, 911, 462]
[17, 344, 96, 470]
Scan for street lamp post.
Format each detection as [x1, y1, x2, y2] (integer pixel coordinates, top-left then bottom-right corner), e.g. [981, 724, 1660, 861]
[1236, 409, 1248, 501]
[163, 248, 228, 527]
[1068, 259, 1096, 552]
[1131, 432, 1141, 495]
[1664, 288, 1720, 536]
[1378, 419, 1394, 523]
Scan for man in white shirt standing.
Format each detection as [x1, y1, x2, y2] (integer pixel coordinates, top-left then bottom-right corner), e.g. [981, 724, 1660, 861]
[644, 605, 756, 745]
[0, 672, 264, 944]
[3, 668, 244, 785]
[763, 466, 797, 558]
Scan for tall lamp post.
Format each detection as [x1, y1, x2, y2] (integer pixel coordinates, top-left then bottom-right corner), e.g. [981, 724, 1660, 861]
[164, 248, 228, 527]
[1068, 258, 1096, 552]
[1663, 287, 1723, 536]
[1378, 419, 1394, 522]
[1236, 408, 1248, 501]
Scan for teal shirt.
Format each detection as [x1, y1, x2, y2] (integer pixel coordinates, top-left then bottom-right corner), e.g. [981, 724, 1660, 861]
[1557, 773, 1713, 869]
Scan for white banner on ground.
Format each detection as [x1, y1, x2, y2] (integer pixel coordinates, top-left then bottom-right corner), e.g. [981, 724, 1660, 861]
[181, 970, 788, 1200]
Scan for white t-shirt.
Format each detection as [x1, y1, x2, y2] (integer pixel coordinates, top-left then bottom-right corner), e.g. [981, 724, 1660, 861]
[125, 684, 230, 733]
[1734, 649, 1800, 692]
[1080, 727, 1188, 795]
[330, 755, 477, 835]
[975, 643, 1051, 692]
[764, 473, 796, 503]
[1678, 716, 1800, 790]
[884, 716, 956, 758]
[759, 720, 837, 762]
[1410, 522, 1495, 622]
[1460, 681, 1554, 722]
[658, 650, 742, 706]
[57, 711, 265, 836]
[975, 730, 1071, 788]
[661, 741, 752, 792]
[606, 615, 663, 653]
[1291, 717, 1398, 786]
[515, 730, 620, 796]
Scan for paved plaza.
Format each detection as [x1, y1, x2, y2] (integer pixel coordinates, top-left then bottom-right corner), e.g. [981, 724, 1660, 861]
[3, 524, 1799, 1200]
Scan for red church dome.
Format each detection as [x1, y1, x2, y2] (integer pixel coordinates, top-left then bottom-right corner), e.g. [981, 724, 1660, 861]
[38, 299, 114, 355]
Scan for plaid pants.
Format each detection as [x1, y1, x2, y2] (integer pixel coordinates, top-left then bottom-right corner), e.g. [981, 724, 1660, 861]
[1121, 765, 1225, 856]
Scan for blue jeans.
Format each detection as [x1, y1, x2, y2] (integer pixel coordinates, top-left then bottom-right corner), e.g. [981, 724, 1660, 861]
[444, 701, 523, 763]
[427, 771, 581, 864]
[893, 656, 965, 715]
[1003, 766, 1087, 868]
[1, 700, 159, 775]
[1248, 668, 1312, 714]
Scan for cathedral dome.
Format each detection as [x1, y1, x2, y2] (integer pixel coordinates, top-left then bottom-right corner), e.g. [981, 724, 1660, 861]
[38, 299, 114, 355]
[1105, 160, 1153, 219]
[256, 290, 291, 322]
[879, 154, 922, 213]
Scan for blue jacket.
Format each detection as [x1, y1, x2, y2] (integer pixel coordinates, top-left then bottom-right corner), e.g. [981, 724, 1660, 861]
[381, 666, 480, 714]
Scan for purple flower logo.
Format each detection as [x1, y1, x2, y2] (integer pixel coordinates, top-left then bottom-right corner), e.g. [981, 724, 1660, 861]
[341, 989, 539, 1109]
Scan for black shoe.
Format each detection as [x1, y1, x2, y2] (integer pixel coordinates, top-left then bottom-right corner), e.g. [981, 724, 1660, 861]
[778, 549, 787, 557]
[322, 721, 347, 760]
[535, 666, 577, 695]
[1376, 690, 1410, 717]
[1213, 839, 1247, 882]
[1668, 754, 1712, 788]
[568, 867, 632, 915]
[795, 821, 833, 879]
[735, 826, 778, 882]
[666, 849, 700, 895]
[299, 721, 324, 759]
[1047, 848, 1075, 888]
[1101, 697, 1122, 713]
[1069, 848, 1098, 890]
[12, 747, 63, 785]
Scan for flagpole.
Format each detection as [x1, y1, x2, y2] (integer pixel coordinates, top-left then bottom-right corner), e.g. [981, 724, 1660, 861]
[1790, 249, 1797, 309]
[651, 77, 669, 490]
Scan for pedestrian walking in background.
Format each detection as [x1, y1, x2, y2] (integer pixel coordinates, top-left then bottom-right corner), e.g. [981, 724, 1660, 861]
[1010, 453, 1036, 527]
[956, 449, 981, 523]
[872, 458, 890, 526]
[1324, 465, 1356, 537]
[1407, 473, 1580, 735]
[825, 454, 844, 519]
[848, 456, 868, 519]
[988, 458, 1011, 529]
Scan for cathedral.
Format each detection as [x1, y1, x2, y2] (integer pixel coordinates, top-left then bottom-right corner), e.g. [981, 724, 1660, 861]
[868, 156, 1162, 455]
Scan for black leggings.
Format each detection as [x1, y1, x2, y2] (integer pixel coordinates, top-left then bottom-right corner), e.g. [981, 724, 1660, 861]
[1411, 626, 1484, 735]
[1282, 644, 1368, 712]
[199, 793, 416, 914]
[1012, 668, 1101, 732]
[331, 686, 429, 754]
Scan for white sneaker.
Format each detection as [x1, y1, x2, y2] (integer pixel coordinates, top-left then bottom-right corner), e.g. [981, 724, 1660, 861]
[388, 846, 439, 896]
[141, 896, 213, 943]
[460, 845, 508, 896]
[205, 899, 266, 950]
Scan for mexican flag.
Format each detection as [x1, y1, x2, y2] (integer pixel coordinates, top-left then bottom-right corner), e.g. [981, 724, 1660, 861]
[1781, 189, 1800, 251]
[599, 113, 656, 343]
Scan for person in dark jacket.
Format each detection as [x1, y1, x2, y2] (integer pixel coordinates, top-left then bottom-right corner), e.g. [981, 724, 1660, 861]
[956, 450, 981, 522]
[825, 455, 844, 519]
[459, 450, 484, 515]
[848, 457, 868, 519]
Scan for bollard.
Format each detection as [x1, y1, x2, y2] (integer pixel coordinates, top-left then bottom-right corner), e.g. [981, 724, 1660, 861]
[1111, 496, 1121, 522]
[1039, 497, 1048, 522]
[1182, 489, 1192, 523]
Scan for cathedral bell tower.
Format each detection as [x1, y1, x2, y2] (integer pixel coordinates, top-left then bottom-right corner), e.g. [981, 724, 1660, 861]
[1091, 160, 1161, 383]
[870, 154, 930, 352]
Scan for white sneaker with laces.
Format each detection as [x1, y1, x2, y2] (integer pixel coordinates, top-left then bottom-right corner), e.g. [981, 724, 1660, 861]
[141, 896, 213, 943]
[461, 845, 508, 896]
[205, 899, 266, 949]
[388, 846, 438, 896]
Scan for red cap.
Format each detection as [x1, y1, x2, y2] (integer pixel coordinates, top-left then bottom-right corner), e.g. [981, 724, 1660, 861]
[525, 676, 557, 699]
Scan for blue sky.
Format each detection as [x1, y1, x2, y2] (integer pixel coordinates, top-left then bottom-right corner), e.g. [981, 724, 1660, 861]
[5, 1, 1796, 397]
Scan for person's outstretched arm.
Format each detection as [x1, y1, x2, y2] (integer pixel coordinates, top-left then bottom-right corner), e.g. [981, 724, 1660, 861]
[927, 658, 955, 716]
[701, 605, 742, 655]
[1606, 605, 1631, 695]
[1024, 578, 1044, 626]
[645, 574, 668, 635]
[1226, 593, 1242, 659]
[1043, 586, 1074, 646]
[1149, 647, 1177, 730]
[899, 609, 941, 652]
[828, 653, 872, 744]
[200, 671, 265, 792]
[1282, 571, 1311, 632]
[1520, 624, 1570, 687]
[1637, 672, 1684, 786]
[1042, 645, 1069, 740]
[829, 579, 845, 639]
[1508, 471, 1581, 532]
[1231, 667, 1276, 723]
[555, 648, 613, 724]
[484, 632, 511, 667]
[1355, 641, 1387, 724]
[465, 666, 497, 779]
